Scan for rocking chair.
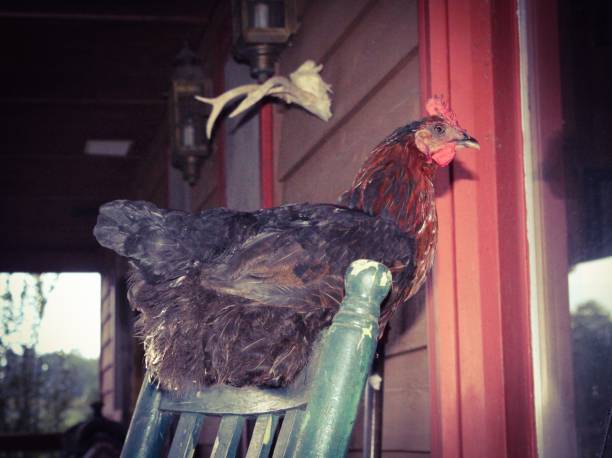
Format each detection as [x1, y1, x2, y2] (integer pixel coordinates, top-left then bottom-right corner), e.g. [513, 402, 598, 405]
[120, 259, 391, 458]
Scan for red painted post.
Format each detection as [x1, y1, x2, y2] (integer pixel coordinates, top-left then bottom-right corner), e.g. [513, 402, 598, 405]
[259, 103, 274, 208]
[419, 0, 537, 456]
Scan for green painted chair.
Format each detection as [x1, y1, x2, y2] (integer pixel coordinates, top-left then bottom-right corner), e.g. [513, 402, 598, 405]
[121, 259, 391, 458]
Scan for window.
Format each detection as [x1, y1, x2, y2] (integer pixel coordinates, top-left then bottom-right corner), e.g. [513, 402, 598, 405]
[521, 0, 612, 456]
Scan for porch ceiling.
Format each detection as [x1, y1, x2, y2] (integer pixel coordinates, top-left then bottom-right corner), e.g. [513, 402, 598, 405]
[0, 1, 218, 271]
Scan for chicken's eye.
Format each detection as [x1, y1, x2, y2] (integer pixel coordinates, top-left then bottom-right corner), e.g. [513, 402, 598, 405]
[433, 124, 445, 135]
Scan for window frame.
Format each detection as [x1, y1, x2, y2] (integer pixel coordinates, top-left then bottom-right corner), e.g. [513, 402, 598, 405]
[518, 0, 579, 456]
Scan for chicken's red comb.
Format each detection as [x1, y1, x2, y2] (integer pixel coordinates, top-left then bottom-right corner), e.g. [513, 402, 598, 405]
[426, 95, 459, 127]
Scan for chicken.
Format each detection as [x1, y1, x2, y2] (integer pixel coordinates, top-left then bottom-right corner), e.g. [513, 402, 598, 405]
[93, 97, 479, 390]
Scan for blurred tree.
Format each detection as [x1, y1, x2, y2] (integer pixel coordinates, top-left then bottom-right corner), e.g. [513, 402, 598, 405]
[38, 352, 98, 431]
[0, 272, 57, 434]
[571, 301, 612, 458]
[0, 273, 99, 437]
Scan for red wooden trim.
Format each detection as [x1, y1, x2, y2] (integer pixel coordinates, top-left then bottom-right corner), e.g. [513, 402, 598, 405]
[420, 1, 461, 456]
[420, 0, 536, 456]
[260, 103, 275, 208]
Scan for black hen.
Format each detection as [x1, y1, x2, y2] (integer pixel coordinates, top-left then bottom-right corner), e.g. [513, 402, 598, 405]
[93, 98, 479, 390]
[95, 202, 414, 389]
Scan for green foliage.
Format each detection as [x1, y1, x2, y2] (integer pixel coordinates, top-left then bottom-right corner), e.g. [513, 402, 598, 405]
[571, 301, 612, 458]
[0, 350, 99, 434]
[0, 273, 99, 435]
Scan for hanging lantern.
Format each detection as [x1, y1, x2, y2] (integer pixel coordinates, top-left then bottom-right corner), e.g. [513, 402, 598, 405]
[232, 0, 299, 81]
[169, 44, 212, 185]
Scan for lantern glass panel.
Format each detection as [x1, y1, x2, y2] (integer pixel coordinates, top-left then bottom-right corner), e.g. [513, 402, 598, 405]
[173, 82, 210, 155]
[247, 1, 285, 29]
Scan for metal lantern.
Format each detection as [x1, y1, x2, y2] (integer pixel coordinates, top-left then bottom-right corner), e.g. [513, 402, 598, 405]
[169, 45, 212, 186]
[232, 0, 298, 81]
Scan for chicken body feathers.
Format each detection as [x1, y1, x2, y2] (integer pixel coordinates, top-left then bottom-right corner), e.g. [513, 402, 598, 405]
[94, 200, 415, 389]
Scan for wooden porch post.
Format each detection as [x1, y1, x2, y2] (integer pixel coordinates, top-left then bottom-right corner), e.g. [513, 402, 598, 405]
[419, 0, 537, 456]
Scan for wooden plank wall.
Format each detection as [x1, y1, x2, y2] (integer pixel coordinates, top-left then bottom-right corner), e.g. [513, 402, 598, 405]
[100, 257, 121, 422]
[276, 1, 429, 456]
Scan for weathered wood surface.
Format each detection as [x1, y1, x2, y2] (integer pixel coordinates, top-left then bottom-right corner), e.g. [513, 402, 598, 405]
[292, 260, 391, 457]
[160, 378, 309, 416]
[190, 151, 222, 212]
[278, 0, 419, 181]
[120, 379, 173, 458]
[245, 414, 280, 458]
[121, 260, 391, 457]
[270, 409, 304, 458]
[210, 416, 244, 458]
[282, 55, 420, 204]
[383, 350, 430, 452]
[168, 413, 206, 458]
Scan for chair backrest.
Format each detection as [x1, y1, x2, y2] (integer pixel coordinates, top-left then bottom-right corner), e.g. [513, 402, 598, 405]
[120, 259, 392, 458]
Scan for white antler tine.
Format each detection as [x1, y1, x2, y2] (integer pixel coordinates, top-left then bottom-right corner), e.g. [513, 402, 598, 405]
[196, 84, 259, 138]
[228, 77, 292, 119]
[194, 95, 218, 139]
[197, 60, 332, 138]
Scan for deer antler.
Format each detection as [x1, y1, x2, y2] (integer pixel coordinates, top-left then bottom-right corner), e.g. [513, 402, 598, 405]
[196, 60, 333, 139]
[196, 85, 259, 139]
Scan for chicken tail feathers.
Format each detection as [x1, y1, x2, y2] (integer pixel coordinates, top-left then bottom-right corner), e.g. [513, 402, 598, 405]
[93, 200, 201, 282]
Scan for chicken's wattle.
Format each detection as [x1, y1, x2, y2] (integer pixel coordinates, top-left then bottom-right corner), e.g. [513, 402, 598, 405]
[431, 144, 457, 166]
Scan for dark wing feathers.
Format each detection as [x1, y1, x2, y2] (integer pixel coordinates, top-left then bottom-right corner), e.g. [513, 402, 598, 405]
[191, 203, 416, 310]
[93, 200, 416, 388]
[93, 200, 259, 282]
[93, 200, 415, 310]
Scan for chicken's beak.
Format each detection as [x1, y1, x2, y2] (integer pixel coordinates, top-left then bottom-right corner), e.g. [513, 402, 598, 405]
[456, 133, 480, 150]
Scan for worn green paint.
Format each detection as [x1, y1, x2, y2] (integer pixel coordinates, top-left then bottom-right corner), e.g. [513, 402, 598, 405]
[245, 414, 280, 458]
[271, 408, 305, 458]
[120, 378, 173, 458]
[210, 416, 243, 458]
[292, 260, 391, 458]
[161, 375, 310, 415]
[120, 259, 391, 457]
[168, 412, 206, 458]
